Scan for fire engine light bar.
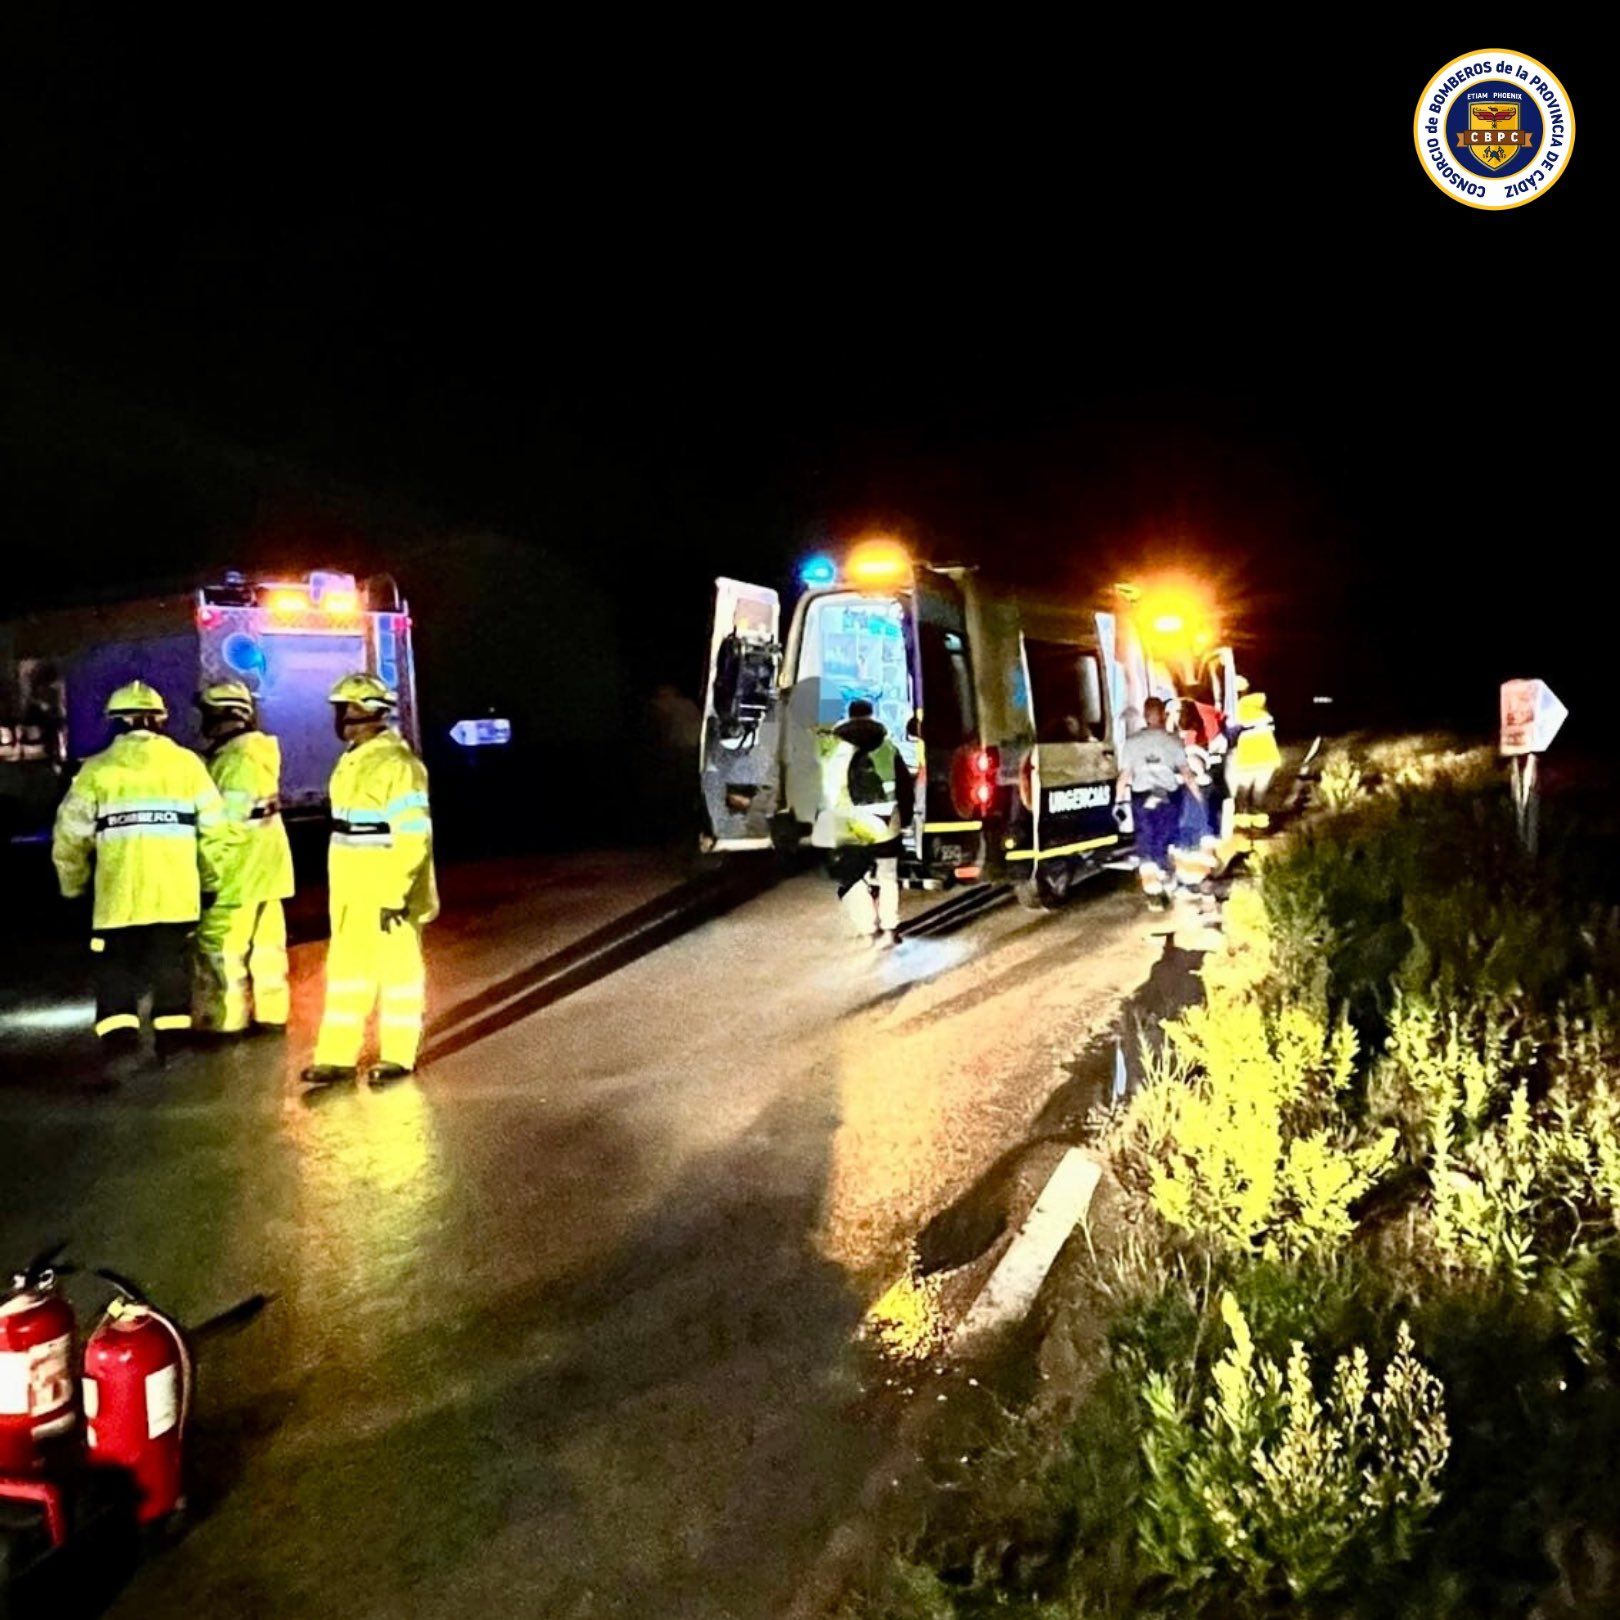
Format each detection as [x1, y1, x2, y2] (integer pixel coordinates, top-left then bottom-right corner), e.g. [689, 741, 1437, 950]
[800, 554, 837, 588]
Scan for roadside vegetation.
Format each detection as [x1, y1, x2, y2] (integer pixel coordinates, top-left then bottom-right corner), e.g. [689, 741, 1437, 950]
[836, 740, 1620, 1618]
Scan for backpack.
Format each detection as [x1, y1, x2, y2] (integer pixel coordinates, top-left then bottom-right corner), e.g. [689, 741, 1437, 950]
[847, 747, 887, 806]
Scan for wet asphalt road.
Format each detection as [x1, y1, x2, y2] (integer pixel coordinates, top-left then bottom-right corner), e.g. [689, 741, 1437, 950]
[0, 850, 1159, 1619]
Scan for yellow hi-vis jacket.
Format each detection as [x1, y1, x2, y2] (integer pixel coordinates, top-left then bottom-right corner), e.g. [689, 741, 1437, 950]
[1234, 692, 1282, 771]
[207, 730, 295, 906]
[813, 733, 903, 848]
[327, 730, 438, 923]
[52, 731, 236, 929]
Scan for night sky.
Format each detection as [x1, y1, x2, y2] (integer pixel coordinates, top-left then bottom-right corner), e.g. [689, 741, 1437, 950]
[3, 20, 1600, 743]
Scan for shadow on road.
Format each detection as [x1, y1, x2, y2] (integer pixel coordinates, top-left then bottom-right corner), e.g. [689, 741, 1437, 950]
[419, 857, 785, 1065]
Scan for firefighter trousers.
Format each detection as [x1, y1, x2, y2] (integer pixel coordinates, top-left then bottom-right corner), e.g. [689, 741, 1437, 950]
[195, 899, 289, 1033]
[312, 907, 426, 1070]
[91, 923, 193, 1040]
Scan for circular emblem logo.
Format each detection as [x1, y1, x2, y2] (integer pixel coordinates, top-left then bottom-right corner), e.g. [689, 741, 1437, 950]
[1414, 50, 1575, 209]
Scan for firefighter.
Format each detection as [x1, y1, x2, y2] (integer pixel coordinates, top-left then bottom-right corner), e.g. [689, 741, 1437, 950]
[51, 681, 236, 1073]
[814, 699, 914, 946]
[1229, 677, 1282, 827]
[192, 681, 294, 1035]
[302, 673, 436, 1088]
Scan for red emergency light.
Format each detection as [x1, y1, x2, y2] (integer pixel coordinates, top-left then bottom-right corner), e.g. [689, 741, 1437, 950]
[950, 744, 999, 820]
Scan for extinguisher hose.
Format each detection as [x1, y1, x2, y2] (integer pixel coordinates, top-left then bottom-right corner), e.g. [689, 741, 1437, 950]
[152, 1309, 195, 1440]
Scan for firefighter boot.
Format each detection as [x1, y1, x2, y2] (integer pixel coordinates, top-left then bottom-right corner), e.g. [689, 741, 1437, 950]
[301, 1064, 357, 1087]
[97, 1027, 141, 1088]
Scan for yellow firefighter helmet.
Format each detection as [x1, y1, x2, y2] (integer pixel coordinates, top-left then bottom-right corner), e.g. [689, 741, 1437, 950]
[328, 671, 397, 714]
[196, 679, 256, 718]
[104, 680, 169, 720]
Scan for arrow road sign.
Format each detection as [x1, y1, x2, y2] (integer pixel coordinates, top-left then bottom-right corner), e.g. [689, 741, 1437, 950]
[450, 718, 512, 748]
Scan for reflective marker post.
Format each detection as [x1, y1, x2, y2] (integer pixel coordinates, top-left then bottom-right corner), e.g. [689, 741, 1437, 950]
[1510, 752, 1539, 856]
[1500, 679, 1567, 858]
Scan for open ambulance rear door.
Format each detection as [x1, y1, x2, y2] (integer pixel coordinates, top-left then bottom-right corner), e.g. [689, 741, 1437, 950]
[698, 578, 783, 851]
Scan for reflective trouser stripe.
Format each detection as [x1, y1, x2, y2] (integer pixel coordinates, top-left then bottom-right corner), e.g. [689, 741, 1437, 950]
[194, 899, 289, 1031]
[153, 1013, 193, 1031]
[313, 910, 425, 1068]
[95, 1013, 140, 1038]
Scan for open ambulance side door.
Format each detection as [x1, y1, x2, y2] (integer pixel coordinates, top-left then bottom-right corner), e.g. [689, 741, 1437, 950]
[698, 578, 783, 851]
[1205, 646, 1240, 733]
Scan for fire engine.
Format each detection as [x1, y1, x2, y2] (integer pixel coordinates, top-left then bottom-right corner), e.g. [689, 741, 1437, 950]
[698, 542, 1239, 907]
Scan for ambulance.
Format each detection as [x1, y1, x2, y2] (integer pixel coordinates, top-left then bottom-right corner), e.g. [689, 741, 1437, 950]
[0, 570, 417, 839]
[698, 541, 1237, 906]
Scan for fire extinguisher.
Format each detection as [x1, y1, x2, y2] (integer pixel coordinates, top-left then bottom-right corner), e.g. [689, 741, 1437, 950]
[82, 1271, 192, 1525]
[0, 1243, 78, 1475]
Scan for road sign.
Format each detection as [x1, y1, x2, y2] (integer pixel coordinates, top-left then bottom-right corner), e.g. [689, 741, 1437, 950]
[1499, 679, 1567, 757]
[449, 717, 512, 747]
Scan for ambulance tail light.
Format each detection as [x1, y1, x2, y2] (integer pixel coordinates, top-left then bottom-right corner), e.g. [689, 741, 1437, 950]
[950, 744, 999, 819]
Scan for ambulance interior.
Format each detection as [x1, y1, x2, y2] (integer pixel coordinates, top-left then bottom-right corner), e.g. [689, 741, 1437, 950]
[782, 592, 919, 828]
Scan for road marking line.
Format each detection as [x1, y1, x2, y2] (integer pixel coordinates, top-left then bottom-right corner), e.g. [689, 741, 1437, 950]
[949, 1148, 1102, 1352]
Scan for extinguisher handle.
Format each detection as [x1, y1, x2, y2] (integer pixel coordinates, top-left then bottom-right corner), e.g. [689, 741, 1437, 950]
[17, 1239, 73, 1288]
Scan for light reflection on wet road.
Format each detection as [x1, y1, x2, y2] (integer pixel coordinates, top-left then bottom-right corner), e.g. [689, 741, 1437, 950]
[0, 852, 1156, 1618]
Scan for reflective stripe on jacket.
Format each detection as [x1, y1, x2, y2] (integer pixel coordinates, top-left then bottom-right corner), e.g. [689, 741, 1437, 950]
[327, 730, 438, 923]
[209, 730, 296, 905]
[52, 731, 236, 929]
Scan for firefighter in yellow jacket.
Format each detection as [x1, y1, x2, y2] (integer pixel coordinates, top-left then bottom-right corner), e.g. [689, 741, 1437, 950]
[303, 673, 437, 1088]
[193, 681, 295, 1034]
[51, 681, 236, 1071]
[1229, 677, 1282, 828]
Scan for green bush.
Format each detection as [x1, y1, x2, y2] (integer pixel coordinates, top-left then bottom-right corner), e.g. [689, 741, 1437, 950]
[1139, 1294, 1449, 1606]
[839, 752, 1620, 1620]
[1258, 774, 1620, 1037]
[1315, 752, 1365, 810]
[1109, 960, 1381, 1261]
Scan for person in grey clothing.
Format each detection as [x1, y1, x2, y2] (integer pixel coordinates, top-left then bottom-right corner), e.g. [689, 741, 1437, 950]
[1116, 696, 1203, 904]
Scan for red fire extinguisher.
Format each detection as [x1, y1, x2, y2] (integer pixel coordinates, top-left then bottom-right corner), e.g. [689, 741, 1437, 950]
[82, 1271, 192, 1525]
[0, 1244, 78, 1475]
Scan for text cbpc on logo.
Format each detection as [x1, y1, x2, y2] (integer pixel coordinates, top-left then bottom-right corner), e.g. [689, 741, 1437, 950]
[1414, 50, 1575, 210]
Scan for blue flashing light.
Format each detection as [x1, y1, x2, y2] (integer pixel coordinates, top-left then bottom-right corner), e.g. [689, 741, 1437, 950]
[222, 633, 267, 677]
[800, 554, 837, 589]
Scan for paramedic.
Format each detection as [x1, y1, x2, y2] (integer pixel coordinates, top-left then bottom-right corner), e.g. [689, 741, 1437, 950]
[1116, 696, 1202, 906]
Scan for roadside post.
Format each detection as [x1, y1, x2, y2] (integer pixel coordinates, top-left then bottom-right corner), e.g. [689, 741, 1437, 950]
[1499, 679, 1567, 856]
